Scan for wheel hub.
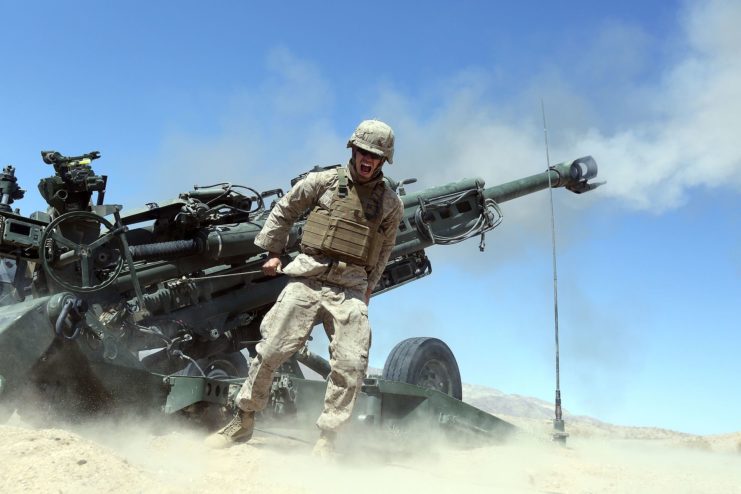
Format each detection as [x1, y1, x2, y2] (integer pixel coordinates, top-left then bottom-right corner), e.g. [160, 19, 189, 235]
[417, 359, 452, 394]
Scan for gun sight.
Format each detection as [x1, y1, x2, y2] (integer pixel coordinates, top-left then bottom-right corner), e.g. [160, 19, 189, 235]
[41, 150, 101, 166]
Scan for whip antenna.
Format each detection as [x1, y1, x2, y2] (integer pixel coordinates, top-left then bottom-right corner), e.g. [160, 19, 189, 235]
[542, 100, 568, 444]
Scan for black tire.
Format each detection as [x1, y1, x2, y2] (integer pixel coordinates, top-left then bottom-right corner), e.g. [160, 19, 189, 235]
[183, 352, 249, 379]
[180, 352, 249, 430]
[382, 337, 463, 400]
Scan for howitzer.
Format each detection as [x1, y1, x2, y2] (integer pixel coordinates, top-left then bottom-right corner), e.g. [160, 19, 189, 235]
[0, 151, 600, 440]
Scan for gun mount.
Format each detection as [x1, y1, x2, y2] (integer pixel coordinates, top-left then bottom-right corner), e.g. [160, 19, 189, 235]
[0, 150, 601, 441]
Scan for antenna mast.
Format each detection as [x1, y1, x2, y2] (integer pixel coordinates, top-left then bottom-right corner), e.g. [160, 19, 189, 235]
[541, 100, 568, 444]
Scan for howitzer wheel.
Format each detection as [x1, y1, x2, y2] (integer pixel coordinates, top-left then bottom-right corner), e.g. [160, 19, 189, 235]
[180, 352, 249, 430]
[182, 352, 249, 379]
[40, 211, 125, 293]
[382, 337, 463, 400]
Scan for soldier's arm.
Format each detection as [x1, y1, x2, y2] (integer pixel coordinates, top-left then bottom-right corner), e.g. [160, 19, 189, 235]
[254, 173, 327, 254]
[365, 195, 404, 302]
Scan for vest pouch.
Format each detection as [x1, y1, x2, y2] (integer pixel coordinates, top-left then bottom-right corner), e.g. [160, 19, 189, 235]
[301, 209, 331, 252]
[322, 216, 370, 265]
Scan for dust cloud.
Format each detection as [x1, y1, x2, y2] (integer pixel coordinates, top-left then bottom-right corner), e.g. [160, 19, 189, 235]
[1, 412, 739, 494]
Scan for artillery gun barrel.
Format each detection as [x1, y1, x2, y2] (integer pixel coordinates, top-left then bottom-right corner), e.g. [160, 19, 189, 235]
[392, 157, 598, 258]
[115, 159, 596, 292]
[482, 157, 598, 203]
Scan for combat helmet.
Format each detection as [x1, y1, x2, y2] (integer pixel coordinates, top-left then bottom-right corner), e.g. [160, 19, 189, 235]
[347, 119, 395, 164]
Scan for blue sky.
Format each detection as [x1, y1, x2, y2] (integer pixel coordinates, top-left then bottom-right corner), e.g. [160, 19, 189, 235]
[1, 1, 739, 435]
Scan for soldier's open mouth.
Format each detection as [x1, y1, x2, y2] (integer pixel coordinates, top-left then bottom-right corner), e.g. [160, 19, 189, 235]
[360, 163, 372, 174]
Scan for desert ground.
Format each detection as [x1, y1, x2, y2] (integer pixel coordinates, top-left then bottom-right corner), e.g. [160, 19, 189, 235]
[1, 402, 739, 494]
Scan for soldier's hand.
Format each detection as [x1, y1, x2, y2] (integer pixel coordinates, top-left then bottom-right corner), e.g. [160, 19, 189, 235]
[262, 254, 282, 276]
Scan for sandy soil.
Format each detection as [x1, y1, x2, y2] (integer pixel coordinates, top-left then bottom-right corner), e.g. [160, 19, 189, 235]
[1, 414, 739, 494]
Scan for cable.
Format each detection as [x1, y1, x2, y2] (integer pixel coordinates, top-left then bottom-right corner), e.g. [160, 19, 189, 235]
[414, 190, 503, 247]
[192, 182, 266, 216]
[252, 427, 313, 445]
[135, 323, 171, 345]
[172, 351, 206, 377]
[177, 269, 264, 283]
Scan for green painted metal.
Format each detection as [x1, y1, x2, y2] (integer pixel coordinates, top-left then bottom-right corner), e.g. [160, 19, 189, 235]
[0, 295, 60, 401]
[163, 373, 515, 441]
[162, 376, 242, 414]
[0, 150, 600, 437]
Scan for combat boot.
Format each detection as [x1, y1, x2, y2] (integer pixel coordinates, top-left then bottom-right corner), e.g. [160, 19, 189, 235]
[311, 430, 336, 458]
[204, 409, 255, 449]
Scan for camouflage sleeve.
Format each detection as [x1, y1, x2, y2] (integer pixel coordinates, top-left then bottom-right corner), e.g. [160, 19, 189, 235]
[367, 194, 404, 291]
[254, 172, 330, 253]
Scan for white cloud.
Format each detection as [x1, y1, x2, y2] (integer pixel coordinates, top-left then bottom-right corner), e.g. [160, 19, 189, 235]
[379, 0, 741, 213]
[137, 50, 343, 202]
[568, 0, 741, 211]
[145, 0, 741, 217]
[262, 46, 333, 118]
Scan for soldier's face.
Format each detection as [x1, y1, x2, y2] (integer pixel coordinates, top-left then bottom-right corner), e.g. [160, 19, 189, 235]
[353, 147, 384, 182]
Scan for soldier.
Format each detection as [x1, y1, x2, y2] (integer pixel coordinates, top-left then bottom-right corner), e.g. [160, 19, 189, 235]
[206, 119, 404, 456]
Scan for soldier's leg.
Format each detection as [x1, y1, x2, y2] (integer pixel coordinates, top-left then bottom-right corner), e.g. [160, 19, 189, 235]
[236, 279, 320, 412]
[207, 279, 321, 448]
[315, 287, 371, 433]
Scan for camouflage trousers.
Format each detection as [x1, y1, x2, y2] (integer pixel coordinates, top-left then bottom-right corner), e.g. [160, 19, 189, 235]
[235, 278, 371, 432]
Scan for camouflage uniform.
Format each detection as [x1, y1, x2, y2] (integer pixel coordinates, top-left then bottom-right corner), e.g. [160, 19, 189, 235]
[235, 166, 404, 432]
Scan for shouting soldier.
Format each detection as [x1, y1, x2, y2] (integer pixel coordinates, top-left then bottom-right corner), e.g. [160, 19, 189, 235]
[206, 119, 404, 456]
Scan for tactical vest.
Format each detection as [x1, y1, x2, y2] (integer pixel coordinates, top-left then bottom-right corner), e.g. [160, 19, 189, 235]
[301, 168, 386, 269]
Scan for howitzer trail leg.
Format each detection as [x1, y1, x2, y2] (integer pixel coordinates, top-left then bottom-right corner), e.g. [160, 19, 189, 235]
[315, 286, 370, 433]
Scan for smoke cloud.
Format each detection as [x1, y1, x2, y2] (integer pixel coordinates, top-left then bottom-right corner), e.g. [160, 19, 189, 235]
[145, 1, 740, 219]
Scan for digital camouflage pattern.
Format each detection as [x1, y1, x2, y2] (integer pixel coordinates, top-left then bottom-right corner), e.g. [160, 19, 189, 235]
[236, 278, 370, 431]
[237, 162, 403, 432]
